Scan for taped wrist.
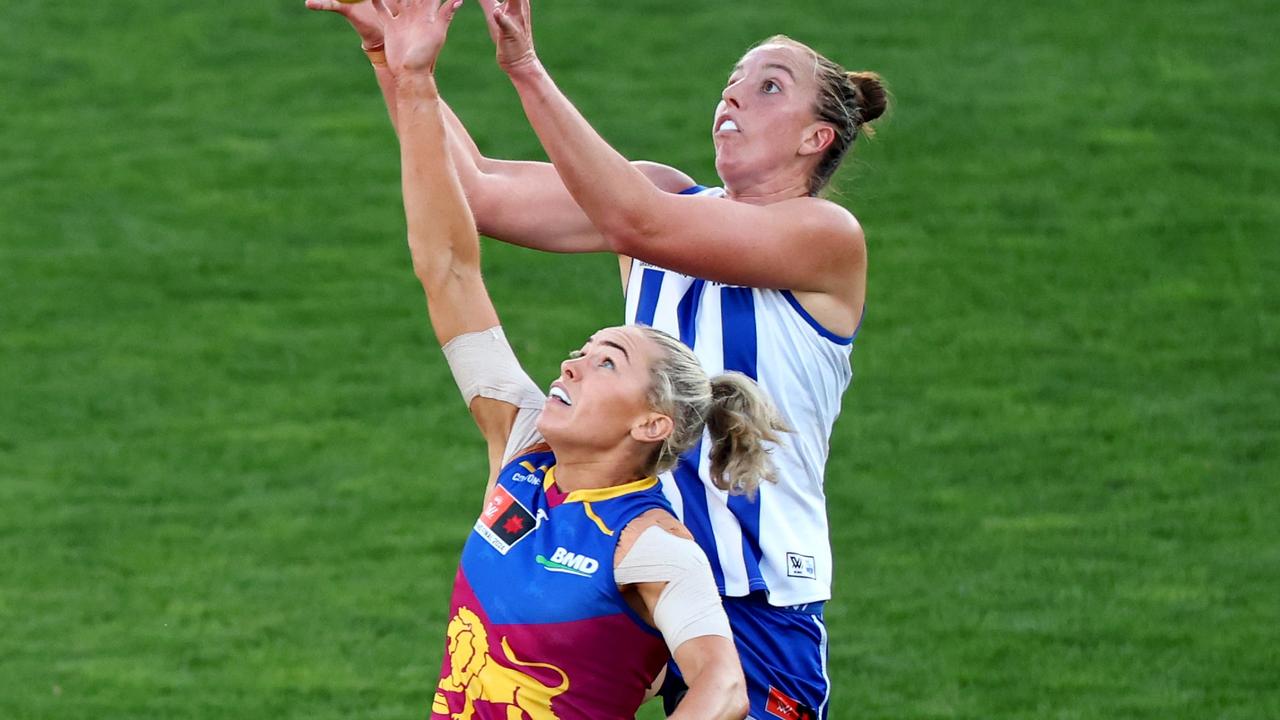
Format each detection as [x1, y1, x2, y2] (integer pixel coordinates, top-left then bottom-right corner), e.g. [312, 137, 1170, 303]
[441, 326, 544, 410]
[615, 526, 732, 654]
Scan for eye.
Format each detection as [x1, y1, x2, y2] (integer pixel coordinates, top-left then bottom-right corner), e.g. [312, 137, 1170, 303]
[567, 349, 585, 360]
[599, 357, 616, 370]
[762, 79, 781, 94]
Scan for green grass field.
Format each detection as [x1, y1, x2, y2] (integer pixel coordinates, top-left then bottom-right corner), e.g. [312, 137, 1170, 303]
[3, 1, 1277, 718]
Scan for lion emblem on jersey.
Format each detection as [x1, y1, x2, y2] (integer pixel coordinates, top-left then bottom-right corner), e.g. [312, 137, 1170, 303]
[431, 606, 570, 719]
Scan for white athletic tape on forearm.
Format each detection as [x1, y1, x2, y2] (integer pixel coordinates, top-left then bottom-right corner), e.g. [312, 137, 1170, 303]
[615, 526, 732, 654]
[442, 326, 545, 410]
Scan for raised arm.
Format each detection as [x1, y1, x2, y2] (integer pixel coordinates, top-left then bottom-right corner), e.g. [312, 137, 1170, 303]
[374, 0, 543, 482]
[309, 0, 693, 256]
[383, 0, 490, 346]
[478, 0, 865, 302]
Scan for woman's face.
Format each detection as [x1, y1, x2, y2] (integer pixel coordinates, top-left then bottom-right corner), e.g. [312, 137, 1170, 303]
[712, 43, 828, 188]
[536, 326, 668, 459]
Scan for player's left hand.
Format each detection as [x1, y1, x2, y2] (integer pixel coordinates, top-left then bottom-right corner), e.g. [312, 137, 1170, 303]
[476, 0, 537, 75]
[372, 0, 465, 75]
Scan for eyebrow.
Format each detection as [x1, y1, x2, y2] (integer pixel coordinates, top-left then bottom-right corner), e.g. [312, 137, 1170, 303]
[594, 338, 631, 363]
[729, 62, 797, 82]
[763, 63, 797, 81]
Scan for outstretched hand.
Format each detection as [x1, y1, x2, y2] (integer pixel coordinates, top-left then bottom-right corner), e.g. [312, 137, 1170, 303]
[305, 0, 385, 49]
[476, 0, 538, 74]
[371, 0, 465, 75]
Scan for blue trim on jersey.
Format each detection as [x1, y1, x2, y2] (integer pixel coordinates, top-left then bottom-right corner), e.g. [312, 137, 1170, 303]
[672, 440, 726, 593]
[780, 290, 857, 345]
[720, 286, 767, 593]
[719, 287, 758, 379]
[676, 279, 706, 347]
[633, 268, 664, 327]
[677, 185, 707, 195]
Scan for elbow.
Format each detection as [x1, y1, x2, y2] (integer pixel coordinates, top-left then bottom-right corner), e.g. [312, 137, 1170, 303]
[598, 190, 665, 255]
[466, 182, 498, 236]
[724, 678, 748, 720]
[414, 258, 469, 295]
[601, 214, 660, 256]
[698, 668, 748, 720]
[409, 244, 469, 294]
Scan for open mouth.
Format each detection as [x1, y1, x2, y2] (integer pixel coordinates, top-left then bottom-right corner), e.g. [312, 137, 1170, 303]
[548, 386, 573, 406]
[716, 118, 740, 133]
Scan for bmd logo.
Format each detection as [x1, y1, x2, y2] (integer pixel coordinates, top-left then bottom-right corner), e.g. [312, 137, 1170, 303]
[536, 547, 600, 577]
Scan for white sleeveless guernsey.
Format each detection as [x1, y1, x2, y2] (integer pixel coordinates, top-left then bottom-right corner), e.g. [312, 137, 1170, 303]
[623, 185, 858, 607]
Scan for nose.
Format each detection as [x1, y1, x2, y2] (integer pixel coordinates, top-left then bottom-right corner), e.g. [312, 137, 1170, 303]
[721, 81, 742, 110]
[560, 357, 580, 381]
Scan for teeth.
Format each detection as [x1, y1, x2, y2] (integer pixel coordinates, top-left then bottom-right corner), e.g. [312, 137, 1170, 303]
[549, 387, 572, 406]
[719, 119, 739, 132]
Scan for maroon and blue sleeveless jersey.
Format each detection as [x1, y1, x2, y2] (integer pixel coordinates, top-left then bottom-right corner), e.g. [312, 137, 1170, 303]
[430, 445, 675, 719]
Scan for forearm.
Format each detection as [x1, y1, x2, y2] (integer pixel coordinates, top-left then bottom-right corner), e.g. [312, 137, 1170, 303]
[669, 663, 747, 720]
[398, 74, 475, 268]
[396, 72, 497, 343]
[507, 60, 663, 241]
[441, 100, 486, 170]
[369, 49, 401, 135]
[441, 97, 610, 253]
[378, 60, 491, 205]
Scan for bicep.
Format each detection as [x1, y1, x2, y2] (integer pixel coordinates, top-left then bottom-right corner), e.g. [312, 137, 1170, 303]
[611, 194, 865, 293]
[614, 522, 728, 654]
[471, 398, 522, 488]
[471, 160, 608, 253]
[671, 634, 740, 686]
[471, 160, 695, 255]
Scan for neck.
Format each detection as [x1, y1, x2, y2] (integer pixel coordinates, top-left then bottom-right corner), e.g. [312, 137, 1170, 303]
[549, 444, 650, 493]
[721, 166, 812, 205]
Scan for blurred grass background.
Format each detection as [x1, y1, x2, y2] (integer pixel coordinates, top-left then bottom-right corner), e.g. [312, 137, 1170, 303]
[2, 1, 1277, 718]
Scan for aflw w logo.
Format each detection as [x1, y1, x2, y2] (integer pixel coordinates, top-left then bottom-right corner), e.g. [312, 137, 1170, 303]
[536, 547, 600, 577]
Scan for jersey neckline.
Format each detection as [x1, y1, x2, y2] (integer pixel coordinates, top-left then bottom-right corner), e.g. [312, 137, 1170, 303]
[543, 466, 660, 504]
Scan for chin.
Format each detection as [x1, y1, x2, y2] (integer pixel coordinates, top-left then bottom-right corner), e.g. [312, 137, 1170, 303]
[714, 158, 734, 184]
[534, 414, 559, 444]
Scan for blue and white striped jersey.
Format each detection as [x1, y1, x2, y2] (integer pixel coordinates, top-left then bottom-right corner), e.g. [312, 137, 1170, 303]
[623, 186, 858, 606]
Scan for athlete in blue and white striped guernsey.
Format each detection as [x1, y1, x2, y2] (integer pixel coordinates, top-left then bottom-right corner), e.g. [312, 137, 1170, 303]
[625, 197, 855, 607]
[626, 186, 857, 719]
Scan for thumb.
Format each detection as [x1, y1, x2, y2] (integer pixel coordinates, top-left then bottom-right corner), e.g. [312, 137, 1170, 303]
[493, 6, 519, 37]
[438, 0, 463, 22]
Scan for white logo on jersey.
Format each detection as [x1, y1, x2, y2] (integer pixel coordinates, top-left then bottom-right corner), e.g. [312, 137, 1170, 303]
[537, 547, 600, 577]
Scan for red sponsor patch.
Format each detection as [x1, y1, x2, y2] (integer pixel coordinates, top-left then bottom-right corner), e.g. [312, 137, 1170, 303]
[474, 485, 538, 554]
[481, 486, 516, 522]
[766, 685, 815, 720]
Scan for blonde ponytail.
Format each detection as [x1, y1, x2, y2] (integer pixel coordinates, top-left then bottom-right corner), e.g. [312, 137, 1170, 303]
[634, 326, 790, 496]
[706, 372, 791, 497]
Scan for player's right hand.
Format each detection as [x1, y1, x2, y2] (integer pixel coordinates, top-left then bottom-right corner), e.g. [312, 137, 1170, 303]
[305, 0, 385, 50]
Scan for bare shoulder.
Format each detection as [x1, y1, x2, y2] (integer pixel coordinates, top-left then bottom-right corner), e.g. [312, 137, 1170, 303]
[782, 195, 863, 238]
[631, 161, 698, 194]
[779, 195, 866, 266]
[613, 507, 693, 567]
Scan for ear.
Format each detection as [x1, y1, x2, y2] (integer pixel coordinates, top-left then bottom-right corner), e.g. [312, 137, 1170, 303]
[798, 123, 836, 157]
[630, 413, 674, 444]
